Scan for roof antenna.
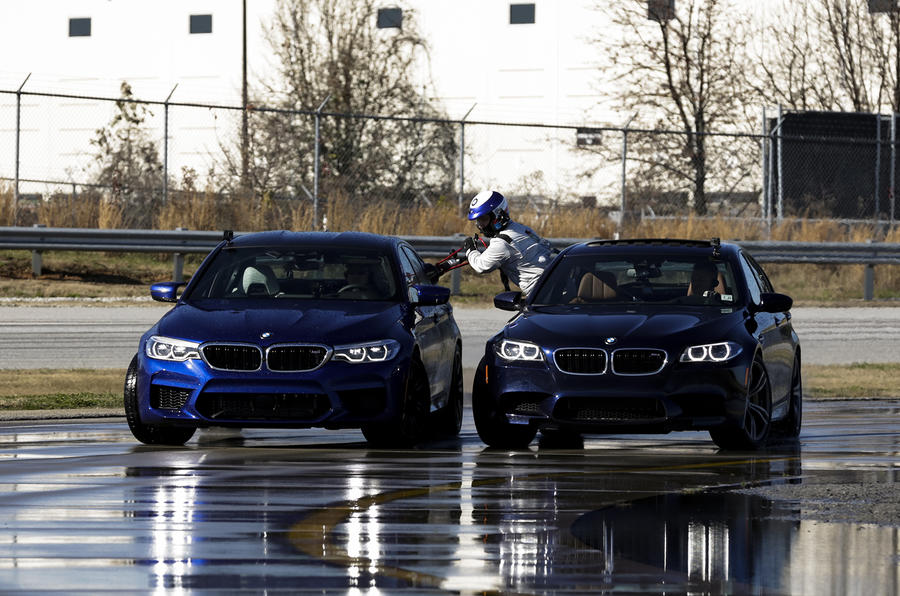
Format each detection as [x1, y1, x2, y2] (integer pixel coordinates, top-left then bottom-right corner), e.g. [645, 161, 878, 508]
[223, 230, 234, 243]
[711, 237, 721, 258]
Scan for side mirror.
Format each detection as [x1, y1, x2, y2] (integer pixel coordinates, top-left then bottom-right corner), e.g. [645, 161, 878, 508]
[756, 292, 793, 314]
[150, 282, 184, 303]
[493, 291, 523, 311]
[410, 284, 451, 306]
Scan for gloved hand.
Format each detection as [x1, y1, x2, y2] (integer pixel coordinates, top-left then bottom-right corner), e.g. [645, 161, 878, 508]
[462, 236, 477, 253]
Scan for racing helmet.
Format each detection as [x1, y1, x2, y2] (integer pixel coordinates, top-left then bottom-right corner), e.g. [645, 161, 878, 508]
[467, 190, 510, 237]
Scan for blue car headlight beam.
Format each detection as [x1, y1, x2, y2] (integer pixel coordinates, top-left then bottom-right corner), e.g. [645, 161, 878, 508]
[679, 341, 742, 363]
[495, 339, 543, 362]
[332, 340, 400, 363]
[146, 336, 201, 362]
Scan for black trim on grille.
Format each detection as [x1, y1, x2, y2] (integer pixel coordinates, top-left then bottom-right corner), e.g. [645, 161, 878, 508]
[150, 385, 192, 410]
[195, 392, 330, 420]
[554, 348, 608, 375]
[266, 344, 330, 372]
[201, 343, 263, 371]
[611, 349, 667, 375]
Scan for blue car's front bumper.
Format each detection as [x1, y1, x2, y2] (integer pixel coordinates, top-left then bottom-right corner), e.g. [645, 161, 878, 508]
[136, 351, 409, 429]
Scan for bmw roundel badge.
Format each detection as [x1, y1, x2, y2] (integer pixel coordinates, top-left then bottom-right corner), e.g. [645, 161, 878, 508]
[260, 332, 272, 339]
[604, 337, 617, 345]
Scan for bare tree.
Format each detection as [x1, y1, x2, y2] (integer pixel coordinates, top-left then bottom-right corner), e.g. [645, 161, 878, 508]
[220, 0, 457, 220]
[89, 82, 164, 228]
[758, 0, 900, 113]
[596, 0, 757, 215]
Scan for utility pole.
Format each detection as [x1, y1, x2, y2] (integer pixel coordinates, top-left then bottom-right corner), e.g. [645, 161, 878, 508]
[241, 0, 249, 192]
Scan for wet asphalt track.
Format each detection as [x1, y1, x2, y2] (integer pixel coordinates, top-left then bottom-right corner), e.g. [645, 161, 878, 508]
[1, 401, 900, 594]
[0, 304, 899, 592]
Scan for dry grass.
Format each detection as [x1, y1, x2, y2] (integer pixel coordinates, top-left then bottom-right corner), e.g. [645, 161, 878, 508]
[804, 363, 900, 398]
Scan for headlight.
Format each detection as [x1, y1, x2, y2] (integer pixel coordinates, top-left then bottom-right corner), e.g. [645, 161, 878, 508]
[679, 341, 742, 363]
[333, 340, 400, 363]
[495, 339, 543, 361]
[146, 336, 201, 361]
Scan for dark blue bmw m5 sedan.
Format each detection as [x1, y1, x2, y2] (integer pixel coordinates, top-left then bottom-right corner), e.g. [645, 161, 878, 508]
[125, 230, 462, 447]
[473, 238, 801, 450]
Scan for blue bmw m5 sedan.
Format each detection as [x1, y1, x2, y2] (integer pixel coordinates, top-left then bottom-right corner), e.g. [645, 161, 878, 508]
[473, 238, 801, 450]
[124, 231, 462, 447]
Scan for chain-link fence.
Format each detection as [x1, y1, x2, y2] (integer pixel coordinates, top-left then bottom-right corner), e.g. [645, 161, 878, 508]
[0, 87, 897, 231]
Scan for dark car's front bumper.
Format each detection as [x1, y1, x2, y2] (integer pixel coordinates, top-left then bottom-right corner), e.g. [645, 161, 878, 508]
[482, 348, 751, 434]
[136, 352, 409, 429]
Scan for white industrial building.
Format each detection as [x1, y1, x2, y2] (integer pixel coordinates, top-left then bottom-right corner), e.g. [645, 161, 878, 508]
[0, 1, 771, 206]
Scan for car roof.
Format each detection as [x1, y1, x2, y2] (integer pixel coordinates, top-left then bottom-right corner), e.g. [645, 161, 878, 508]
[226, 230, 400, 251]
[565, 238, 740, 259]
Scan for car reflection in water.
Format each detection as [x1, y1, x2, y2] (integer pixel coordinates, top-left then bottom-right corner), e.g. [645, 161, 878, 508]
[111, 441, 900, 594]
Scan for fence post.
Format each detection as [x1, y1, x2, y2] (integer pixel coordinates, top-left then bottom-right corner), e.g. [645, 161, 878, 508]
[620, 113, 636, 236]
[761, 106, 768, 227]
[875, 113, 882, 222]
[777, 103, 784, 221]
[173, 227, 187, 283]
[891, 112, 896, 224]
[313, 95, 331, 231]
[14, 74, 30, 227]
[163, 85, 177, 206]
[458, 104, 476, 215]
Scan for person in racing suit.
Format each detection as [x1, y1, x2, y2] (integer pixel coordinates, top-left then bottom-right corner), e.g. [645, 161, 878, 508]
[461, 189, 554, 298]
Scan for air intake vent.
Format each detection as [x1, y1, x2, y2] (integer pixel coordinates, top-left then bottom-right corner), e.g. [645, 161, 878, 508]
[612, 349, 667, 375]
[150, 385, 191, 410]
[555, 349, 607, 374]
[267, 345, 329, 371]
[201, 344, 262, 371]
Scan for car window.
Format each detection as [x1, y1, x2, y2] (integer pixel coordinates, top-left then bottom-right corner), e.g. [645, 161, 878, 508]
[745, 253, 774, 293]
[531, 252, 739, 307]
[185, 246, 399, 301]
[738, 252, 763, 304]
[399, 246, 428, 286]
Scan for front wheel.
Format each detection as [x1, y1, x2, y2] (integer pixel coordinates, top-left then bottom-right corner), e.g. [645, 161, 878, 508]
[123, 354, 195, 446]
[710, 356, 772, 450]
[362, 357, 430, 448]
[472, 358, 536, 449]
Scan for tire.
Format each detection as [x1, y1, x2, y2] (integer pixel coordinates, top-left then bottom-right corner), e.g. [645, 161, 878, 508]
[773, 354, 802, 439]
[431, 344, 463, 437]
[123, 354, 195, 446]
[362, 357, 430, 448]
[710, 355, 772, 450]
[472, 357, 536, 449]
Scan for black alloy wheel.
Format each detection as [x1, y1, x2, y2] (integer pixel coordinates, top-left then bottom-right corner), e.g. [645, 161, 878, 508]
[773, 354, 802, 439]
[362, 357, 430, 447]
[710, 356, 772, 450]
[431, 344, 464, 437]
[123, 354, 196, 446]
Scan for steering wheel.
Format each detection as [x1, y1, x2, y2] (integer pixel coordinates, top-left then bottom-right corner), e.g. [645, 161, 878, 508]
[337, 284, 367, 294]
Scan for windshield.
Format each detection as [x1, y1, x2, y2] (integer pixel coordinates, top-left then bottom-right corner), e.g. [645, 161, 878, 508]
[531, 253, 739, 307]
[185, 246, 399, 301]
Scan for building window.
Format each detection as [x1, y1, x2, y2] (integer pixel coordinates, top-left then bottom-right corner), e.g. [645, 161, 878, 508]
[510, 4, 535, 24]
[69, 18, 91, 37]
[648, 0, 675, 22]
[377, 7, 402, 29]
[190, 14, 213, 34]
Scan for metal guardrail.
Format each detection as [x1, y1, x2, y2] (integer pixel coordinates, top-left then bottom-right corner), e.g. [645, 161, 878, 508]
[1, 227, 898, 299]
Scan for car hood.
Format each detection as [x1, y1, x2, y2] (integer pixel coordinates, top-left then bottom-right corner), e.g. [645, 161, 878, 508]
[504, 306, 744, 348]
[153, 302, 407, 345]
